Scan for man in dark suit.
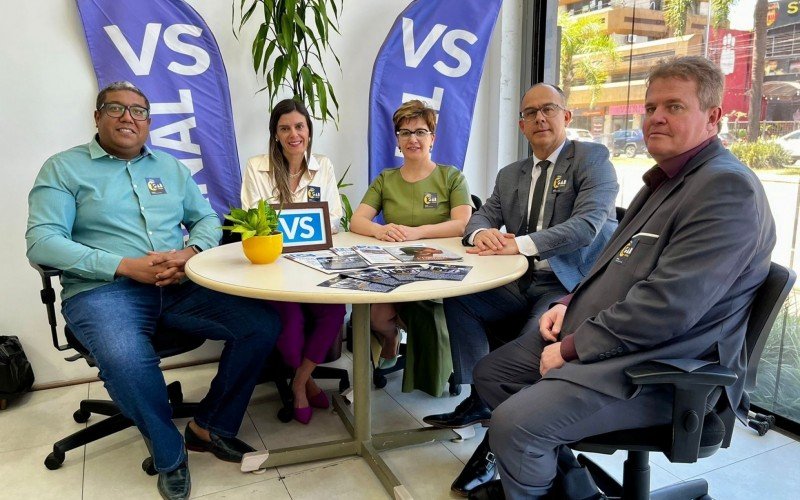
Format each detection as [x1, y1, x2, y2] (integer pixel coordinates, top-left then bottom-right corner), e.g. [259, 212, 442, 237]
[423, 83, 619, 496]
[466, 56, 776, 499]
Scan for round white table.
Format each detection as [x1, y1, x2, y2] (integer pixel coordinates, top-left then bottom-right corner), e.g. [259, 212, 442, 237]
[185, 232, 527, 496]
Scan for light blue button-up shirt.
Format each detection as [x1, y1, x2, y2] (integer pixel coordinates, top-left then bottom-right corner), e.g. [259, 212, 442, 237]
[26, 137, 221, 301]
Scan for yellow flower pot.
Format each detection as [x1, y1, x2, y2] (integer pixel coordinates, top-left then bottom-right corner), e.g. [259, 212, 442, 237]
[241, 233, 283, 264]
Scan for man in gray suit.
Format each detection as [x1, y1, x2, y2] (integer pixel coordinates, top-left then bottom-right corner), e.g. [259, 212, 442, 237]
[424, 83, 618, 496]
[467, 57, 776, 499]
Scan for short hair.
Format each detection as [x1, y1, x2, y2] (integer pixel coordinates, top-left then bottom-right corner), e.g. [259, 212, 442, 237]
[96, 81, 150, 110]
[646, 56, 723, 110]
[524, 83, 568, 107]
[392, 100, 437, 133]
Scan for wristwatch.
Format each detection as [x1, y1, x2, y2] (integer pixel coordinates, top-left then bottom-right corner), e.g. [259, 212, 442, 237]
[189, 245, 203, 254]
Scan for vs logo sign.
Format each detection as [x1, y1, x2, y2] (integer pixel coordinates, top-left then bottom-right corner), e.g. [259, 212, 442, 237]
[273, 202, 333, 252]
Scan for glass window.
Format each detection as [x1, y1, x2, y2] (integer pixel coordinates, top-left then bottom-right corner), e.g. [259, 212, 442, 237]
[556, 0, 800, 425]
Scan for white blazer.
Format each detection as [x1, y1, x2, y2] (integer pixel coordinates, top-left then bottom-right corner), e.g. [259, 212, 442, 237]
[241, 153, 343, 233]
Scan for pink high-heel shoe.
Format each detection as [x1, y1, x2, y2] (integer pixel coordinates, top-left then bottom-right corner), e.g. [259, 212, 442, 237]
[308, 390, 330, 409]
[293, 406, 312, 425]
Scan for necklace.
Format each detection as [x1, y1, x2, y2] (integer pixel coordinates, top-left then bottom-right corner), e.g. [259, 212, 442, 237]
[289, 170, 303, 178]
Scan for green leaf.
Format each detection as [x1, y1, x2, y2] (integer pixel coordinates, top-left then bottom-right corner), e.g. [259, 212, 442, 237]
[252, 23, 268, 73]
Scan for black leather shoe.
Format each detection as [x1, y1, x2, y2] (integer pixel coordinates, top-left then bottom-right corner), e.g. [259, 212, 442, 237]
[451, 435, 497, 497]
[423, 389, 491, 428]
[184, 422, 256, 462]
[157, 462, 190, 500]
[468, 479, 505, 500]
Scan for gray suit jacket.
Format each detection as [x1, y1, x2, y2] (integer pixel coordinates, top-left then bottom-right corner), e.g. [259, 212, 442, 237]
[465, 139, 619, 292]
[551, 139, 776, 419]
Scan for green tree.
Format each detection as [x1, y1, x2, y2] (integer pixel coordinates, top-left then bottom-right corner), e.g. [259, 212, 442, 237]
[558, 11, 619, 107]
[663, 0, 733, 37]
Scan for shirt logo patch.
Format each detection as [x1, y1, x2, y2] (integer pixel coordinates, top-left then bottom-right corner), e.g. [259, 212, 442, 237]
[551, 175, 568, 193]
[306, 186, 321, 202]
[423, 192, 438, 209]
[613, 239, 638, 265]
[146, 177, 167, 195]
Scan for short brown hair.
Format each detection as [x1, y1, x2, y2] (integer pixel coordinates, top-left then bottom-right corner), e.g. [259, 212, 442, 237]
[647, 56, 723, 110]
[392, 100, 437, 133]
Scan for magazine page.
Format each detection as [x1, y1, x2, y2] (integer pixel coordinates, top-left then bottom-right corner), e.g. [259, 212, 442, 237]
[284, 250, 339, 274]
[318, 276, 397, 293]
[352, 245, 402, 265]
[316, 254, 370, 271]
[415, 263, 472, 281]
[340, 268, 403, 287]
[383, 244, 463, 263]
[373, 264, 429, 282]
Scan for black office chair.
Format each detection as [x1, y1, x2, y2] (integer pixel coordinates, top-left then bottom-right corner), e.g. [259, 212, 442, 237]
[615, 206, 626, 223]
[220, 222, 351, 421]
[570, 262, 796, 500]
[31, 263, 203, 474]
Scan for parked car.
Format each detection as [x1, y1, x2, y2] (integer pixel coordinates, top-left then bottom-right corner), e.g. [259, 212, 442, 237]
[611, 129, 648, 158]
[566, 128, 595, 142]
[775, 130, 800, 163]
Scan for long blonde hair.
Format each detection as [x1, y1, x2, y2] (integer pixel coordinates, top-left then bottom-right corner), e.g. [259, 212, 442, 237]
[268, 99, 314, 204]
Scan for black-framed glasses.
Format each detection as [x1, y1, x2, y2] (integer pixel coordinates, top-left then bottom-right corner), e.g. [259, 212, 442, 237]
[98, 103, 150, 121]
[519, 103, 565, 121]
[396, 129, 433, 139]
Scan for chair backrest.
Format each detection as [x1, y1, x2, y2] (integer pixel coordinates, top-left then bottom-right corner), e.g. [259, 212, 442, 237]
[743, 262, 796, 392]
[471, 194, 483, 214]
[30, 262, 205, 366]
[615, 206, 626, 223]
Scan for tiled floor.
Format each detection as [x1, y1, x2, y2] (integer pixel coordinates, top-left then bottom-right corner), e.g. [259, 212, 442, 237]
[2, 351, 799, 499]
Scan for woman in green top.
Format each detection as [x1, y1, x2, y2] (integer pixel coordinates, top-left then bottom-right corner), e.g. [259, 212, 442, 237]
[351, 100, 472, 370]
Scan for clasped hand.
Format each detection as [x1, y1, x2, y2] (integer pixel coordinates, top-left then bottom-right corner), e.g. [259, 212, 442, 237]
[116, 248, 196, 287]
[375, 223, 422, 242]
[538, 304, 567, 376]
[467, 229, 519, 255]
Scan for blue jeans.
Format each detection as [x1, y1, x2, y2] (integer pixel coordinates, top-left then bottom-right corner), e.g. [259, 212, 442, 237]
[62, 278, 279, 472]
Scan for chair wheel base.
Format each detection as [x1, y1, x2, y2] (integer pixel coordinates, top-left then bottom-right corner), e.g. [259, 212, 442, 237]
[73, 408, 90, 423]
[141, 457, 157, 475]
[45, 450, 65, 470]
[277, 407, 293, 423]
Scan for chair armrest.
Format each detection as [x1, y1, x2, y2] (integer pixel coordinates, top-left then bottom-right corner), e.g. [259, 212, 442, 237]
[625, 359, 736, 463]
[28, 261, 72, 353]
[29, 261, 63, 280]
[625, 360, 738, 388]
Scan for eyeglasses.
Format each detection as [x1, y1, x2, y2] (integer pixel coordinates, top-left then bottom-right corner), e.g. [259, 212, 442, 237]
[396, 129, 433, 140]
[98, 103, 150, 121]
[519, 103, 565, 121]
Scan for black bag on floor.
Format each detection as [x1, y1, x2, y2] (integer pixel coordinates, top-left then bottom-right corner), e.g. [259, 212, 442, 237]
[0, 335, 35, 399]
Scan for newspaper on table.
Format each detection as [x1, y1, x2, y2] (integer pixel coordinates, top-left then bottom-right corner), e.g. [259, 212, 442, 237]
[353, 244, 463, 265]
[284, 247, 369, 274]
[415, 263, 472, 281]
[371, 264, 429, 282]
[339, 268, 404, 287]
[317, 276, 397, 293]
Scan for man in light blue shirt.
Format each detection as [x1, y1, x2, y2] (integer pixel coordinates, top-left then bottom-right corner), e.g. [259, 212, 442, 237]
[26, 81, 279, 500]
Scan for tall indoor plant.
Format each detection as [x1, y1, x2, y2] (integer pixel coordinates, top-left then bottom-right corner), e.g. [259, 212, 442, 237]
[233, 0, 343, 124]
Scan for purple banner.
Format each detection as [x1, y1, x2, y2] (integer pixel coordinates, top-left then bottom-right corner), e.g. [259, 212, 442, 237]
[368, 0, 503, 181]
[76, 0, 240, 218]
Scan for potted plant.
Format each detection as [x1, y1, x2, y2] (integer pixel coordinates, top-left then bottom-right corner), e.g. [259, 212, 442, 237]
[233, 0, 343, 125]
[222, 200, 283, 264]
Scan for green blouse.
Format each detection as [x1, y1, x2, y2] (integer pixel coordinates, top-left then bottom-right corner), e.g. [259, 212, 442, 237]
[360, 164, 471, 226]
